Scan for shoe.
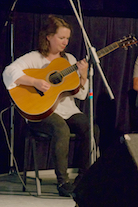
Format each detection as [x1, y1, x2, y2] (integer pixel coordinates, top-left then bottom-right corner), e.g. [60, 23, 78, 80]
[57, 182, 74, 197]
[72, 173, 84, 189]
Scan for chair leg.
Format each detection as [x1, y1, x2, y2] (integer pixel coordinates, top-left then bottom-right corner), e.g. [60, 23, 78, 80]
[23, 134, 51, 195]
[23, 138, 30, 192]
[32, 138, 41, 196]
[45, 139, 52, 168]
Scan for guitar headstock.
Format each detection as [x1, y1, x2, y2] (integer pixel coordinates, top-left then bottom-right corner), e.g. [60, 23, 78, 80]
[118, 34, 138, 50]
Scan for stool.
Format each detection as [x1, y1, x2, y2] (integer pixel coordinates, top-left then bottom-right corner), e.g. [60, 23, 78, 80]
[23, 128, 52, 195]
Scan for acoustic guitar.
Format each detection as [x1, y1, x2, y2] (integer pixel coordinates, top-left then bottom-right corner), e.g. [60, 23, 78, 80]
[9, 34, 137, 121]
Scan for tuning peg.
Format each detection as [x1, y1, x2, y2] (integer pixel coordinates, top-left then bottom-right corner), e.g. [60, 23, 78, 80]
[132, 36, 138, 46]
[129, 42, 133, 48]
[123, 43, 128, 50]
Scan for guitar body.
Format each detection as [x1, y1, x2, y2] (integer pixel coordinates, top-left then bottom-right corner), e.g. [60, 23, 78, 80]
[9, 57, 80, 121]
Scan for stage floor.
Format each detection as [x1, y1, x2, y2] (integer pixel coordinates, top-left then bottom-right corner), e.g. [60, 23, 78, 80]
[0, 169, 77, 207]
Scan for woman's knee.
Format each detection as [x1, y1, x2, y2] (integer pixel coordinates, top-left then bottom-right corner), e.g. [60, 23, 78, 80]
[54, 122, 70, 140]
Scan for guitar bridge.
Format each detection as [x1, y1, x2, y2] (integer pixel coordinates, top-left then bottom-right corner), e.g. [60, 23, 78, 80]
[34, 87, 44, 96]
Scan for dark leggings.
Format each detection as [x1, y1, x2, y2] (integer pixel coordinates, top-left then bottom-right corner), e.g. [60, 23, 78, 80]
[28, 112, 90, 184]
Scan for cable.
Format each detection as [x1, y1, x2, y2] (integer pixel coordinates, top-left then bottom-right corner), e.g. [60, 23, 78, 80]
[0, 105, 32, 196]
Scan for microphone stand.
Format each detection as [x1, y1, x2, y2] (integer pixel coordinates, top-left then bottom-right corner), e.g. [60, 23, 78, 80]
[69, 0, 115, 165]
[4, 0, 18, 174]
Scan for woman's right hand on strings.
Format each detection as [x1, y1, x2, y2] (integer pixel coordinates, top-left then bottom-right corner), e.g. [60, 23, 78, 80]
[33, 79, 51, 92]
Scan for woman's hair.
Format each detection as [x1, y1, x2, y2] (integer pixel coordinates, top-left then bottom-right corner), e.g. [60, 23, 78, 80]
[38, 15, 72, 57]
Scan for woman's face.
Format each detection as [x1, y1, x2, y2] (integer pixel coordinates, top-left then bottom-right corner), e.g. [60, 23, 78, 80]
[47, 27, 71, 54]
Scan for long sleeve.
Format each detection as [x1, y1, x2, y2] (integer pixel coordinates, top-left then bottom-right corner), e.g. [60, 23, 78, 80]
[3, 51, 49, 89]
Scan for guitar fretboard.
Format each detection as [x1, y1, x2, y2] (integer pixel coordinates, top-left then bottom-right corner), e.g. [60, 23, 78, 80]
[60, 64, 78, 77]
[97, 42, 119, 58]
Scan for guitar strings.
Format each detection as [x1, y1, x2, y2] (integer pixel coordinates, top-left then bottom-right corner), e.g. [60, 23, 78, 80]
[61, 64, 78, 77]
[49, 64, 78, 84]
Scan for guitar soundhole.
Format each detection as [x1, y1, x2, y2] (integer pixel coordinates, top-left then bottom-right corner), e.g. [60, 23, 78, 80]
[49, 71, 62, 84]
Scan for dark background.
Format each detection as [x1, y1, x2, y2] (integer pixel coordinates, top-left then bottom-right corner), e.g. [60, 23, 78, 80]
[0, 0, 138, 174]
[1, 0, 138, 18]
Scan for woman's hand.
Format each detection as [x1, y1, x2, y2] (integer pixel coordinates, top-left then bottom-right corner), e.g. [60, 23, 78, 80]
[33, 79, 51, 92]
[133, 77, 138, 91]
[76, 58, 88, 87]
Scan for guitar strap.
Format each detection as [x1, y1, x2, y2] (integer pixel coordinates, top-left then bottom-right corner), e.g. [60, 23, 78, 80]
[60, 52, 69, 61]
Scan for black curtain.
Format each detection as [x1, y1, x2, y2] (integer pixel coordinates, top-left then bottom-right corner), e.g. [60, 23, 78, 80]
[0, 11, 138, 173]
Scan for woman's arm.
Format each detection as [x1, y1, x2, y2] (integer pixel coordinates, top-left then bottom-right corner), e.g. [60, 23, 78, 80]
[15, 75, 51, 92]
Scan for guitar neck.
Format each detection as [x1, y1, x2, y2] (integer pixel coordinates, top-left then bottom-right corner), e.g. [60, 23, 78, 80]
[60, 35, 137, 76]
[60, 63, 78, 77]
[60, 41, 119, 77]
[97, 41, 119, 58]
